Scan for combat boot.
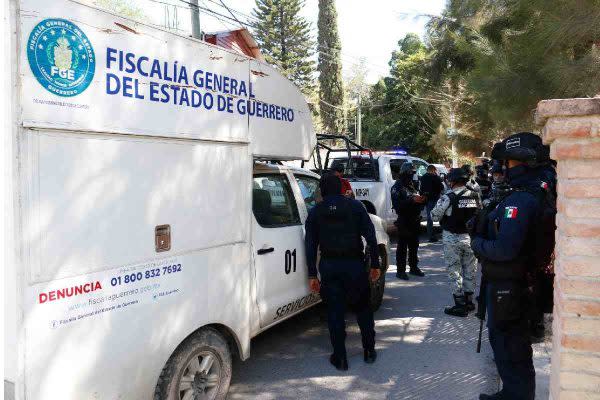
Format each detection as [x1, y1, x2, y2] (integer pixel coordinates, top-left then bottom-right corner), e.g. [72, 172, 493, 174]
[396, 270, 409, 280]
[444, 294, 468, 317]
[464, 292, 476, 312]
[329, 354, 348, 371]
[409, 266, 425, 277]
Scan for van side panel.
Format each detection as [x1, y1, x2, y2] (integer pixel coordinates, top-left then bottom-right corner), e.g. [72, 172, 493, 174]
[21, 130, 252, 399]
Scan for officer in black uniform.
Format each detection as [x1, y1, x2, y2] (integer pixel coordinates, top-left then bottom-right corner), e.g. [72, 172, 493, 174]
[472, 132, 543, 400]
[305, 173, 381, 371]
[391, 162, 426, 280]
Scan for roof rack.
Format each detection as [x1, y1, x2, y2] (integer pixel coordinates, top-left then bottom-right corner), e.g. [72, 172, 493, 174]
[302, 133, 378, 181]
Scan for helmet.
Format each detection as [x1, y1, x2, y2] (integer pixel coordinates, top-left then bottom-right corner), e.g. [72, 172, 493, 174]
[495, 132, 542, 163]
[461, 164, 474, 177]
[490, 160, 504, 175]
[399, 162, 416, 176]
[447, 168, 470, 183]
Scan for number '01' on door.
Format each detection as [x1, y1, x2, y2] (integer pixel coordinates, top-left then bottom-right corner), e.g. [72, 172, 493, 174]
[284, 249, 297, 274]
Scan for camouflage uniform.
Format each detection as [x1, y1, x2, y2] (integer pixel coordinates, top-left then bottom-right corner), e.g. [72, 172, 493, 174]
[431, 188, 478, 295]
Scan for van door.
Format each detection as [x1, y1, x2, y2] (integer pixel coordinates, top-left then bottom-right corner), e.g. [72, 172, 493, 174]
[252, 173, 313, 328]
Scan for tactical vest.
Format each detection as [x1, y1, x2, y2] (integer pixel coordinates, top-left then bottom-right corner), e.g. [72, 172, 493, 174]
[316, 199, 363, 259]
[440, 189, 479, 234]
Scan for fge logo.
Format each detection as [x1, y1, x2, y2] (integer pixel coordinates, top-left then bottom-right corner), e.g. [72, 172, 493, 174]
[27, 18, 95, 97]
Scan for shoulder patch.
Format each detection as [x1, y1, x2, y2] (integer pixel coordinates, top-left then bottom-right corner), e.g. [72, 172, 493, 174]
[541, 181, 549, 190]
[504, 206, 518, 219]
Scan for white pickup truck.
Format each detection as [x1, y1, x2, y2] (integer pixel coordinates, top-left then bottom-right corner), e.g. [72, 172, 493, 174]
[2, 2, 389, 399]
[328, 153, 430, 229]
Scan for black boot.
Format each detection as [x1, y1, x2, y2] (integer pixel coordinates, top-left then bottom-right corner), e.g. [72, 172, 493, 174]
[444, 294, 468, 317]
[363, 349, 377, 364]
[409, 266, 425, 277]
[464, 292, 476, 312]
[396, 270, 409, 280]
[329, 354, 348, 371]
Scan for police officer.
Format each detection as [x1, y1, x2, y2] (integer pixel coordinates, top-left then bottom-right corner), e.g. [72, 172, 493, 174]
[431, 168, 480, 317]
[472, 132, 542, 400]
[305, 173, 381, 370]
[391, 162, 426, 280]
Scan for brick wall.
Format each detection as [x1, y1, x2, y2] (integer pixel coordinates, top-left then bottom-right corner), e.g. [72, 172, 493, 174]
[536, 98, 600, 400]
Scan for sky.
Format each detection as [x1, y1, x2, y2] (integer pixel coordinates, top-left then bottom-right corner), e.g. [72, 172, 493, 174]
[137, 0, 447, 84]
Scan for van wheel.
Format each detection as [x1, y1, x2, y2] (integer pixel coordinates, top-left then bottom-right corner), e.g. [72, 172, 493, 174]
[368, 245, 388, 312]
[155, 328, 232, 400]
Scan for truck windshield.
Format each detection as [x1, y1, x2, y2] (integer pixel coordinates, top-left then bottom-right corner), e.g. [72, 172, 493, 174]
[329, 157, 379, 180]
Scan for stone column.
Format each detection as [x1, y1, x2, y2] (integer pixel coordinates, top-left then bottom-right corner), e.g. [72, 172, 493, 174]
[536, 98, 600, 400]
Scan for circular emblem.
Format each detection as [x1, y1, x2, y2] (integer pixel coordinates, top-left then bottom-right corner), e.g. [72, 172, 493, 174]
[27, 18, 95, 97]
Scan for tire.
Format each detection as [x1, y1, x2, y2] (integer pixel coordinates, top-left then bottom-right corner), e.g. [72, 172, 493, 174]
[368, 245, 389, 312]
[154, 328, 232, 400]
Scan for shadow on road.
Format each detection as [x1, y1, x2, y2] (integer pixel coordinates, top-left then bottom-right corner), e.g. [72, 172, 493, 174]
[228, 236, 498, 400]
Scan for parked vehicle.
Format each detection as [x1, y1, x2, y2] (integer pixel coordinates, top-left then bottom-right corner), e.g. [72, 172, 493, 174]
[313, 135, 430, 229]
[3, 1, 389, 399]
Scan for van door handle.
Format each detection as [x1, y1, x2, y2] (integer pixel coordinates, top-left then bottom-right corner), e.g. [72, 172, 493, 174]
[257, 247, 274, 255]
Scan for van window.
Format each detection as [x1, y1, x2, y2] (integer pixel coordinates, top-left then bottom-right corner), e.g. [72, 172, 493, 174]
[329, 157, 379, 180]
[295, 175, 321, 212]
[253, 175, 301, 227]
[412, 159, 428, 177]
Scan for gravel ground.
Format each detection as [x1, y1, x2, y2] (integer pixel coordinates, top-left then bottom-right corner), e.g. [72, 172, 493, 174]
[228, 236, 499, 400]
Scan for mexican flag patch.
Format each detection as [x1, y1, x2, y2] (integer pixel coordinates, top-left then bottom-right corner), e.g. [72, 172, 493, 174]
[505, 207, 518, 219]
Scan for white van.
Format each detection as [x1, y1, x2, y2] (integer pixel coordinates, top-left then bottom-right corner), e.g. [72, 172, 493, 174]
[2, 1, 389, 399]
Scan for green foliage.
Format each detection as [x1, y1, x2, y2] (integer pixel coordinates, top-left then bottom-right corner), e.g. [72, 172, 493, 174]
[361, 34, 439, 160]
[429, 0, 600, 145]
[363, 0, 600, 163]
[252, 0, 315, 93]
[318, 0, 345, 133]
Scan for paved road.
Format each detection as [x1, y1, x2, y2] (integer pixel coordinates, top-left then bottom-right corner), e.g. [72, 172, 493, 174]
[228, 236, 499, 399]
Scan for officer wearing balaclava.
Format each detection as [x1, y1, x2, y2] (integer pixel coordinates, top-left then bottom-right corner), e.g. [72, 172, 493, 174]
[305, 172, 381, 371]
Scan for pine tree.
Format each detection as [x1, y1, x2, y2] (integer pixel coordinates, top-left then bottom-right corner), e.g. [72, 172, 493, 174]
[318, 0, 345, 133]
[252, 0, 315, 93]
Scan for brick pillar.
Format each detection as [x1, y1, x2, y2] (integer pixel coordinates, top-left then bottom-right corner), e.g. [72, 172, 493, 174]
[536, 98, 600, 400]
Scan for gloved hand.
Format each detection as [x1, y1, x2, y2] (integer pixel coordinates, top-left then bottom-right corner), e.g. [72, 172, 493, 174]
[475, 292, 486, 321]
[466, 215, 477, 238]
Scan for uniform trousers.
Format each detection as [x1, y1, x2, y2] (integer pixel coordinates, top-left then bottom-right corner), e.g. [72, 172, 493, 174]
[396, 228, 420, 271]
[442, 230, 477, 295]
[486, 282, 535, 400]
[319, 258, 375, 359]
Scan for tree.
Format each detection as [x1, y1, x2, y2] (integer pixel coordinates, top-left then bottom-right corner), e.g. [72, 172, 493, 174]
[318, 0, 345, 133]
[94, 0, 144, 19]
[252, 0, 315, 93]
[361, 34, 439, 159]
[344, 59, 369, 138]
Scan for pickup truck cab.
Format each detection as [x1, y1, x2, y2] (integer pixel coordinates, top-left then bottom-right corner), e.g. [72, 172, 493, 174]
[329, 153, 430, 229]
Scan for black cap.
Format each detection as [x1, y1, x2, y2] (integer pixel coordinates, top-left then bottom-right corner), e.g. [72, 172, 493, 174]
[461, 164, 474, 176]
[332, 163, 345, 173]
[319, 172, 342, 197]
[447, 168, 469, 183]
[494, 132, 542, 162]
[491, 160, 504, 174]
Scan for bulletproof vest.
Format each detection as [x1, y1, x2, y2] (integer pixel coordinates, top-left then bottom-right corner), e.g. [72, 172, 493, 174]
[441, 189, 479, 234]
[519, 185, 557, 273]
[482, 185, 556, 282]
[316, 199, 363, 259]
